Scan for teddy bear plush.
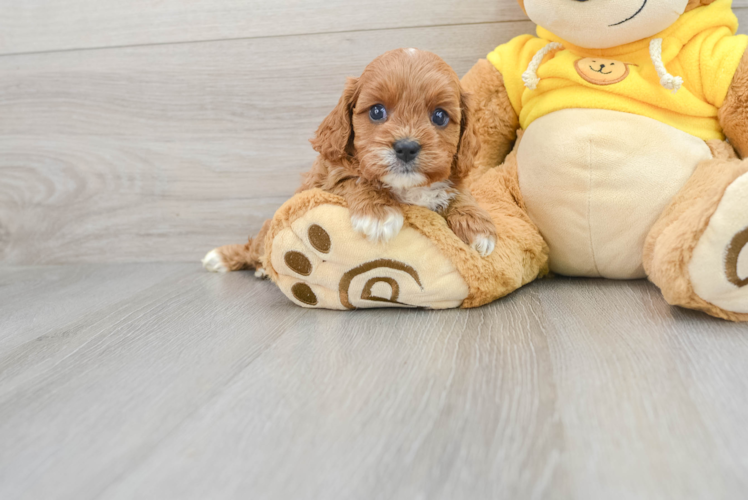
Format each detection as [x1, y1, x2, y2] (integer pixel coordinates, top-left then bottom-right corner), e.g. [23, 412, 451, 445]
[239, 0, 748, 320]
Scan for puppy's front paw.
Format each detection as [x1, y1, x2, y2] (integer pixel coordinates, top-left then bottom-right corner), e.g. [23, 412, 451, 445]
[471, 234, 496, 257]
[350, 207, 404, 242]
[202, 248, 229, 273]
[446, 209, 497, 258]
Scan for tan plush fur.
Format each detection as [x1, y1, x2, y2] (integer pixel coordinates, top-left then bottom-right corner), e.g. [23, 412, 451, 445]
[261, 189, 348, 283]
[462, 142, 550, 306]
[460, 59, 519, 181]
[640, 45, 748, 321]
[261, 179, 549, 308]
[402, 140, 549, 308]
[719, 51, 748, 158]
[644, 152, 748, 322]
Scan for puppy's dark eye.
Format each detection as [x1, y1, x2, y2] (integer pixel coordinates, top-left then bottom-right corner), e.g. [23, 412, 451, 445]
[369, 104, 387, 122]
[431, 108, 449, 127]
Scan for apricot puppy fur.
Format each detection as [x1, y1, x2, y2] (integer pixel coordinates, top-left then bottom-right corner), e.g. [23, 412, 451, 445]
[203, 48, 497, 275]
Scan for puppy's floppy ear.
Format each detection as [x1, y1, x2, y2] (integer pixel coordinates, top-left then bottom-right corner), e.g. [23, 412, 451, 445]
[310, 77, 360, 163]
[452, 91, 481, 182]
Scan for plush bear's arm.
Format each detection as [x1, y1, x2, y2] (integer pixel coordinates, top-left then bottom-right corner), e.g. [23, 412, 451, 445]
[460, 59, 519, 173]
[719, 50, 748, 158]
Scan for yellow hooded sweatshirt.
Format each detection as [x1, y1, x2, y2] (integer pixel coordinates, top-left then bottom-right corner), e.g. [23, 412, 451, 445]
[487, 0, 748, 141]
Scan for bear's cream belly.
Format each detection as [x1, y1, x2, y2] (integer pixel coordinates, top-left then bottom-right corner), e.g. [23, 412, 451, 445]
[517, 108, 713, 279]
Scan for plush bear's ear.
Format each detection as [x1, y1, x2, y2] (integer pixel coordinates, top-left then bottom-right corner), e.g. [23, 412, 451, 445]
[685, 0, 716, 12]
[452, 91, 481, 183]
[310, 77, 360, 164]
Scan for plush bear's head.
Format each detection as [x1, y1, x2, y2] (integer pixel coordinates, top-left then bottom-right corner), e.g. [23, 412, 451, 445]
[517, 0, 716, 49]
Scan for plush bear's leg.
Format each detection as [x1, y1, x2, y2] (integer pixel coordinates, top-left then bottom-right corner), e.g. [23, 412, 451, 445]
[644, 143, 748, 321]
[466, 141, 551, 290]
[261, 150, 548, 309]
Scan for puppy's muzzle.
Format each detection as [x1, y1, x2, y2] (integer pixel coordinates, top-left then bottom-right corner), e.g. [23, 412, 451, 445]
[393, 139, 421, 164]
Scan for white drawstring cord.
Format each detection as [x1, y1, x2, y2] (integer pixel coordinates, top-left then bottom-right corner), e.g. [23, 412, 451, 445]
[523, 39, 683, 94]
[649, 38, 683, 93]
[522, 42, 564, 90]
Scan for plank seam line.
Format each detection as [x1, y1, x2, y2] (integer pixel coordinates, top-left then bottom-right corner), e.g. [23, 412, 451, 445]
[89, 304, 306, 498]
[0, 6, 745, 58]
[0, 19, 530, 58]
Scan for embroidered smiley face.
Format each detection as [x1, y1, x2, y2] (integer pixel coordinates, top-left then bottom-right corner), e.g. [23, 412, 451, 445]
[575, 57, 634, 85]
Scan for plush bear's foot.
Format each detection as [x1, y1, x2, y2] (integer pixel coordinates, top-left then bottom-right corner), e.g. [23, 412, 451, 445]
[269, 203, 469, 309]
[689, 172, 748, 315]
[644, 155, 748, 322]
[260, 188, 548, 310]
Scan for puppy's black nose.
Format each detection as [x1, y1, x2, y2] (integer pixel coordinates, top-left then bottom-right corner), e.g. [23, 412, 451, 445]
[393, 140, 421, 163]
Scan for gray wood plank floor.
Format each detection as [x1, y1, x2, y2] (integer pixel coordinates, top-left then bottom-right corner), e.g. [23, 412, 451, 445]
[1, 0, 745, 56]
[2, 8, 745, 265]
[0, 20, 537, 265]
[1, 264, 747, 500]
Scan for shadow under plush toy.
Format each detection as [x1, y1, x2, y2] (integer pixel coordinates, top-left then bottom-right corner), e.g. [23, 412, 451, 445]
[205, 0, 748, 321]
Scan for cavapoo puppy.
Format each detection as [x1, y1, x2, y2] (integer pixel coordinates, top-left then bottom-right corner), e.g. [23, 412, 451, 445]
[203, 48, 497, 275]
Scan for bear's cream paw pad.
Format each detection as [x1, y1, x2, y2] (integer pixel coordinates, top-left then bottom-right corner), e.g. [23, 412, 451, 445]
[689, 173, 748, 314]
[270, 204, 469, 309]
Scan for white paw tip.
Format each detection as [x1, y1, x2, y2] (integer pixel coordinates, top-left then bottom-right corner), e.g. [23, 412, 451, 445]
[351, 209, 404, 243]
[202, 249, 228, 273]
[254, 267, 268, 279]
[472, 235, 496, 257]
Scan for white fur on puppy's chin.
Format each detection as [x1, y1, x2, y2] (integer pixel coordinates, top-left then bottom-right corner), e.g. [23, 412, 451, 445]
[472, 235, 496, 257]
[380, 147, 428, 190]
[523, 0, 688, 49]
[382, 171, 428, 190]
[202, 249, 228, 273]
[350, 207, 404, 243]
[381, 150, 457, 212]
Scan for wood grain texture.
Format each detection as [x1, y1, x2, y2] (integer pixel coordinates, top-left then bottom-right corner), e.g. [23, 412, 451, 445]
[0, 0, 529, 56]
[1, 0, 745, 56]
[0, 7, 746, 265]
[0, 265, 747, 500]
[0, 21, 537, 265]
